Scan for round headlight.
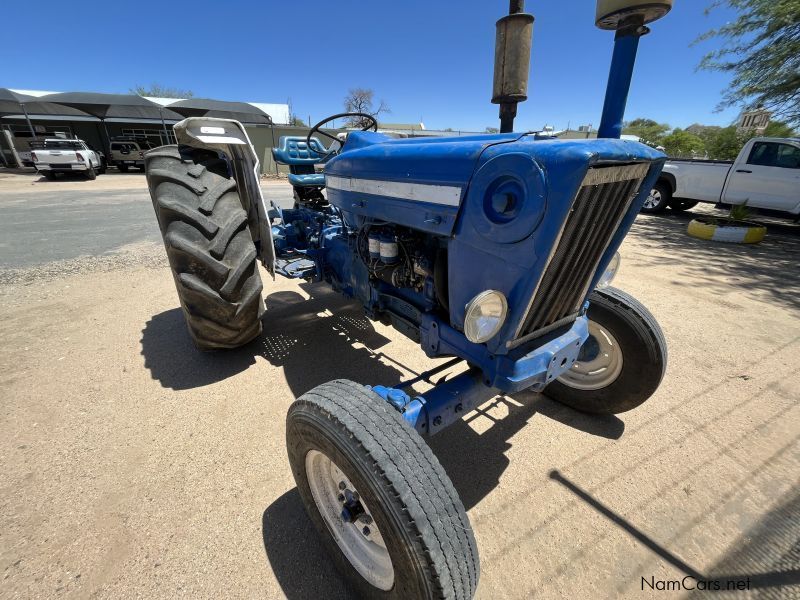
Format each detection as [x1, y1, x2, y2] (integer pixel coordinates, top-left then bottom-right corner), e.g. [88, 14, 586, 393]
[596, 252, 621, 289]
[464, 290, 508, 344]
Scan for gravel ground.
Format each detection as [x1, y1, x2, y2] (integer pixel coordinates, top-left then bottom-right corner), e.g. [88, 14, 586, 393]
[0, 172, 798, 599]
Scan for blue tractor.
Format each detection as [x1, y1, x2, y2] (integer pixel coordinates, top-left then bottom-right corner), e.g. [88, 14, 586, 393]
[145, 1, 673, 597]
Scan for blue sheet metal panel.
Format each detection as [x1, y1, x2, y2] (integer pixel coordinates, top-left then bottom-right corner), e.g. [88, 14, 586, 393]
[448, 137, 665, 356]
[325, 131, 524, 235]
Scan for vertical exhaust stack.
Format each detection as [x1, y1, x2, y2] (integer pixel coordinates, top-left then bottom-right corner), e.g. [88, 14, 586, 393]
[596, 0, 674, 139]
[492, 0, 535, 133]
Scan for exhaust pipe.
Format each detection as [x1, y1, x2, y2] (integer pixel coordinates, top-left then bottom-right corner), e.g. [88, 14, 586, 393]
[492, 0, 534, 133]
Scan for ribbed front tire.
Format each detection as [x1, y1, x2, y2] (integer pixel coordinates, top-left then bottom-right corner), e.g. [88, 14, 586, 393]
[145, 145, 264, 350]
[287, 380, 480, 599]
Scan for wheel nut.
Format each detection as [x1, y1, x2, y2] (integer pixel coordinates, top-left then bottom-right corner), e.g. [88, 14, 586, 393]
[338, 494, 344, 502]
[338, 481, 346, 490]
[433, 416, 442, 427]
[362, 526, 370, 536]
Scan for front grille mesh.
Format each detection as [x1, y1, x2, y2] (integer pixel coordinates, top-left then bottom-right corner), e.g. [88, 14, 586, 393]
[513, 163, 649, 345]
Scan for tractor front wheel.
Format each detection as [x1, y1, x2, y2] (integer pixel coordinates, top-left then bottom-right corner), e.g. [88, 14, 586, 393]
[145, 145, 264, 350]
[545, 287, 667, 414]
[287, 379, 479, 599]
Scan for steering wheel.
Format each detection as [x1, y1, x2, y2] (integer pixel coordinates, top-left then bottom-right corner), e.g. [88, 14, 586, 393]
[306, 112, 378, 159]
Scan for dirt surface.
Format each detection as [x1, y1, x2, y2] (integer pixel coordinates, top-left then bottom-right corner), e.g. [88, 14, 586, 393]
[1, 172, 798, 599]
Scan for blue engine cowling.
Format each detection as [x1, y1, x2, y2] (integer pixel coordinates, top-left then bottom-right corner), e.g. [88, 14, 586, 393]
[285, 131, 665, 393]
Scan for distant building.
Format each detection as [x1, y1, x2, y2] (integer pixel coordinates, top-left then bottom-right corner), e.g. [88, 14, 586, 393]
[738, 108, 770, 135]
[378, 122, 426, 131]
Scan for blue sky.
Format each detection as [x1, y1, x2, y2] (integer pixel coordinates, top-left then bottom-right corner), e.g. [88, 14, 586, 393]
[4, 0, 741, 131]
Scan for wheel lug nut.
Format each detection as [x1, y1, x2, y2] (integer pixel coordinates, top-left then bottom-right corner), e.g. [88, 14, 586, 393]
[362, 526, 370, 536]
[338, 481, 346, 490]
[338, 494, 344, 502]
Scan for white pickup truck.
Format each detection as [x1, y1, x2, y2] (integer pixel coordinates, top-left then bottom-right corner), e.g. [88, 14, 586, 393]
[645, 137, 800, 218]
[30, 139, 106, 180]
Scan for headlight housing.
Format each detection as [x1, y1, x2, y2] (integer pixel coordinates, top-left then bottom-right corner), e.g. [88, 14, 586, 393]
[464, 290, 508, 343]
[596, 252, 621, 289]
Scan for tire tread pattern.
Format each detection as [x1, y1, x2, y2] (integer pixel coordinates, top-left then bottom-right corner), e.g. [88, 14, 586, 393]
[146, 145, 263, 350]
[288, 380, 479, 599]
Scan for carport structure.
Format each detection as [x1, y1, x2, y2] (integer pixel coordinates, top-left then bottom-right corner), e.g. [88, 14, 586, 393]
[36, 92, 185, 156]
[0, 90, 291, 171]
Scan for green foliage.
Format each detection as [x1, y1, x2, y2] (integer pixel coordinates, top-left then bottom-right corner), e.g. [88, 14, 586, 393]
[485, 126, 499, 134]
[622, 118, 671, 145]
[130, 83, 193, 98]
[662, 128, 706, 157]
[696, 0, 800, 127]
[729, 201, 752, 221]
[288, 114, 306, 126]
[705, 126, 744, 159]
[763, 120, 798, 137]
[701, 120, 798, 159]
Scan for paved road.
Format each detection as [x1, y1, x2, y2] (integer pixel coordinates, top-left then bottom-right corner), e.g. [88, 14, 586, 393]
[0, 176, 294, 269]
[1, 172, 798, 599]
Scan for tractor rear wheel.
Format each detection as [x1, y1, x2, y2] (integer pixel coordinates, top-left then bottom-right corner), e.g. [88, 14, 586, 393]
[287, 380, 479, 599]
[145, 145, 264, 350]
[545, 287, 666, 414]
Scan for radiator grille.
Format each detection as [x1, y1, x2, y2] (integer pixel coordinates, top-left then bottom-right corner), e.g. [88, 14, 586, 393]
[512, 163, 649, 346]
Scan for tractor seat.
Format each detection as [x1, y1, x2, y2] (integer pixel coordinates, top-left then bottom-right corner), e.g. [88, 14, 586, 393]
[272, 136, 329, 166]
[273, 136, 330, 189]
[288, 172, 326, 187]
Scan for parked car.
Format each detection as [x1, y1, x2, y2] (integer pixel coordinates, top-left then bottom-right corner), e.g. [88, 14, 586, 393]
[109, 139, 156, 172]
[30, 139, 106, 180]
[645, 137, 800, 218]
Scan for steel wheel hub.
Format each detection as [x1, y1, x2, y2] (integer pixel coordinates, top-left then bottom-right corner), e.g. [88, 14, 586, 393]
[557, 320, 623, 390]
[644, 188, 661, 209]
[305, 450, 394, 590]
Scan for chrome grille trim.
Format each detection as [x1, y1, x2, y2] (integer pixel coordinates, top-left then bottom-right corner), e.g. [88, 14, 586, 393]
[510, 163, 649, 347]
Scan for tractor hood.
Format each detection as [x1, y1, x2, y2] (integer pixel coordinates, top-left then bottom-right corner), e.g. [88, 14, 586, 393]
[324, 131, 664, 239]
[325, 131, 523, 235]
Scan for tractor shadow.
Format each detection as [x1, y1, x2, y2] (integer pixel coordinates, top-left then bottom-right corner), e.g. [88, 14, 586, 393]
[428, 389, 624, 511]
[258, 391, 624, 600]
[141, 283, 626, 597]
[261, 489, 355, 599]
[140, 282, 406, 394]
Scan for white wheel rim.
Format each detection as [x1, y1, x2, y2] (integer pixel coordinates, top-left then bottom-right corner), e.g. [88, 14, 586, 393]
[557, 320, 623, 390]
[644, 188, 661, 209]
[305, 450, 394, 590]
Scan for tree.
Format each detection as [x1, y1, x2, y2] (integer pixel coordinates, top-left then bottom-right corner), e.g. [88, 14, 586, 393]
[622, 118, 671, 145]
[763, 120, 799, 137]
[661, 128, 706, 157]
[485, 126, 499, 133]
[130, 83, 193, 98]
[343, 88, 390, 128]
[697, 0, 800, 127]
[705, 125, 743, 159]
[703, 119, 798, 159]
[288, 114, 306, 126]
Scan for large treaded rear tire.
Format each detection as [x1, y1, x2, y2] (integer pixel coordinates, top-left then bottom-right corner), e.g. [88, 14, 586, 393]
[287, 380, 479, 599]
[145, 145, 264, 350]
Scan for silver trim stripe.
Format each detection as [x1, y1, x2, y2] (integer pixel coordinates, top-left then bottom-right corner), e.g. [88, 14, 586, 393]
[326, 175, 462, 207]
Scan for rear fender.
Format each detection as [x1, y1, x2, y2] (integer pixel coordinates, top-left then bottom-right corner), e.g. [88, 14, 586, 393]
[173, 117, 275, 275]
